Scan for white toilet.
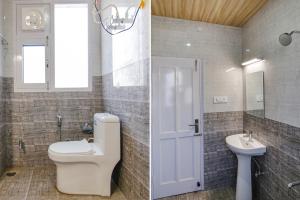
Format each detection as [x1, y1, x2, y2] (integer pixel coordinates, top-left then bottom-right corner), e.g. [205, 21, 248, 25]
[48, 113, 120, 196]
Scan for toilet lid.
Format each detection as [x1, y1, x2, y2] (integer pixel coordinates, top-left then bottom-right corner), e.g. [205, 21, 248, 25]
[49, 139, 94, 155]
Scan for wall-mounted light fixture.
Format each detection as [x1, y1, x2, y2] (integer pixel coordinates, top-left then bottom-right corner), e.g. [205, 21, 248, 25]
[241, 58, 264, 66]
[225, 67, 236, 73]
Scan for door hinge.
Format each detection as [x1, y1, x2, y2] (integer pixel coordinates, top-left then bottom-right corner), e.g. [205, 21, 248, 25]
[46, 36, 49, 46]
[46, 81, 49, 90]
[195, 60, 198, 71]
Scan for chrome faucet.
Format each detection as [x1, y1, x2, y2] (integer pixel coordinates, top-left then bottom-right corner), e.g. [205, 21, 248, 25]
[243, 130, 253, 142]
[57, 114, 63, 141]
[243, 129, 249, 137]
[57, 114, 63, 127]
[248, 130, 253, 142]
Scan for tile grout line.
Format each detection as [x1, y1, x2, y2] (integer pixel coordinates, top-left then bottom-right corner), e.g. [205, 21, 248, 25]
[24, 169, 34, 200]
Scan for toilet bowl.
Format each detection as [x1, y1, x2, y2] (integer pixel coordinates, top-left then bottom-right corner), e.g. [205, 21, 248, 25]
[48, 113, 120, 196]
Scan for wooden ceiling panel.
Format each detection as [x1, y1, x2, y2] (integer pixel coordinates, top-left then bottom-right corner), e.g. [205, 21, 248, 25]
[152, 0, 268, 27]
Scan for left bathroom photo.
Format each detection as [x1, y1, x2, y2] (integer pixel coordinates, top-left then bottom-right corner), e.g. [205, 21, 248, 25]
[0, 0, 150, 200]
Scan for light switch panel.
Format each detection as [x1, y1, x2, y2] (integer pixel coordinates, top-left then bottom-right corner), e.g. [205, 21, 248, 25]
[213, 96, 229, 104]
[256, 95, 264, 102]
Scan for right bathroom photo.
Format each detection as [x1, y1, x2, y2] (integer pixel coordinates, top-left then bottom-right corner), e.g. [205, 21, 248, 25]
[150, 0, 300, 200]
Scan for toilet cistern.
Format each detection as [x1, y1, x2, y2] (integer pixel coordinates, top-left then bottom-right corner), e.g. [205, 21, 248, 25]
[226, 134, 266, 200]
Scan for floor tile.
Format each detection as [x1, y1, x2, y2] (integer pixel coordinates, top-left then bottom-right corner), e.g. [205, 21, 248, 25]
[0, 167, 127, 200]
[157, 187, 235, 200]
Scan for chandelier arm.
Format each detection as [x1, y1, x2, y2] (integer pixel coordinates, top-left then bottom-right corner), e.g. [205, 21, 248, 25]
[93, 0, 142, 35]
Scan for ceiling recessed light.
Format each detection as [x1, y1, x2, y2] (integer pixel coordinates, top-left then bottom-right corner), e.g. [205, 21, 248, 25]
[197, 27, 203, 32]
[186, 43, 191, 47]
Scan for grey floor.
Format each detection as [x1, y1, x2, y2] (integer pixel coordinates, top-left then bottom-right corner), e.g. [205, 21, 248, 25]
[158, 187, 235, 200]
[0, 167, 235, 200]
[0, 166, 127, 200]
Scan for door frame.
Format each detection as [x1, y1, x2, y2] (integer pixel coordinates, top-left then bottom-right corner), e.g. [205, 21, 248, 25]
[151, 56, 205, 199]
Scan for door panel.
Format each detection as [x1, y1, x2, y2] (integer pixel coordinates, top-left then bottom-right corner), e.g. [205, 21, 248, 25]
[152, 57, 204, 199]
[159, 67, 176, 133]
[160, 139, 176, 183]
[177, 67, 194, 132]
[178, 137, 195, 179]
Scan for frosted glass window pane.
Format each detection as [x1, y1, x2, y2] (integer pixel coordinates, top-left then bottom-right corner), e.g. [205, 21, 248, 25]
[55, 4, 88, 88]
[23, 45, 46, 84]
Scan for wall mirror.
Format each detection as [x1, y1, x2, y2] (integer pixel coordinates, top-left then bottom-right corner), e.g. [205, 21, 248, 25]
[245, 71, 265, 118]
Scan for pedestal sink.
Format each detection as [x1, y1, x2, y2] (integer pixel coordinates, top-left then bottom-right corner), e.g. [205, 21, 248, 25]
[226, 134, 266, 200]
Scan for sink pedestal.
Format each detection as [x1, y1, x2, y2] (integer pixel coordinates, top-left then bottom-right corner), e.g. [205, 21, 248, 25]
[226, 134, 266, 200]
[236, 154, 252, 200]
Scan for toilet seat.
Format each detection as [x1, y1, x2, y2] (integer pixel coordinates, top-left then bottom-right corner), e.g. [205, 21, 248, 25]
[48, 139, 104, 163]
[49, 139, 94, 155]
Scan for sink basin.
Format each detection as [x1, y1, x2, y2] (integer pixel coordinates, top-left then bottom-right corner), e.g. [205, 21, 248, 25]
[226, 134, 266, 156]
[226, 134, 266, 200]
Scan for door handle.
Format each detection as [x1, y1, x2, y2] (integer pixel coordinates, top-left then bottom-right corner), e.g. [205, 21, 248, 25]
[189, 119, 199, 134]
[193, 133, 202, 136]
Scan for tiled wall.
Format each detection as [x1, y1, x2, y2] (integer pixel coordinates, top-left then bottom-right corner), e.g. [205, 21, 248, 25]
[244, 113, 300, 200]
[1, 64, 150, 199]
[101, 59, 150, 200]
[243, 0, 300, 128]
[0, 77, 8, 175]
[152, 16, 243, 113]
[0, 0, 6, 176]
[1, 0, 102, 167]
[203, 111, 243, 189]
[242, 0, 300, 199]
[1, 2, 149, 200]
[3, 76, 102, 166]
[101, 0, 150, 76]
[99, 0, 150, 199]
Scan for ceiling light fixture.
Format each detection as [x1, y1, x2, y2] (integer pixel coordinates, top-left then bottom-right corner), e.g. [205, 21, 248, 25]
[92, 0, 145, 35]
[186, 43, 191, 47]
[225, 67, 236, 73]
[241, 58, 264, 66]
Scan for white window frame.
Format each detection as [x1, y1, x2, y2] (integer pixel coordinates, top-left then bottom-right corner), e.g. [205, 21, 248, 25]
[13, 0, 92, 92]
[15, 38, 50, 91]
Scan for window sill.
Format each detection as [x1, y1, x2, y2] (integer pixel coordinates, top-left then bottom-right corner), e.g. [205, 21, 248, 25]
[13, 87, 92, 93]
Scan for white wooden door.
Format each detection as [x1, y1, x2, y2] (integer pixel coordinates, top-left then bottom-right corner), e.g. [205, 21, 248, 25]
[152, 56, 204, 199]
